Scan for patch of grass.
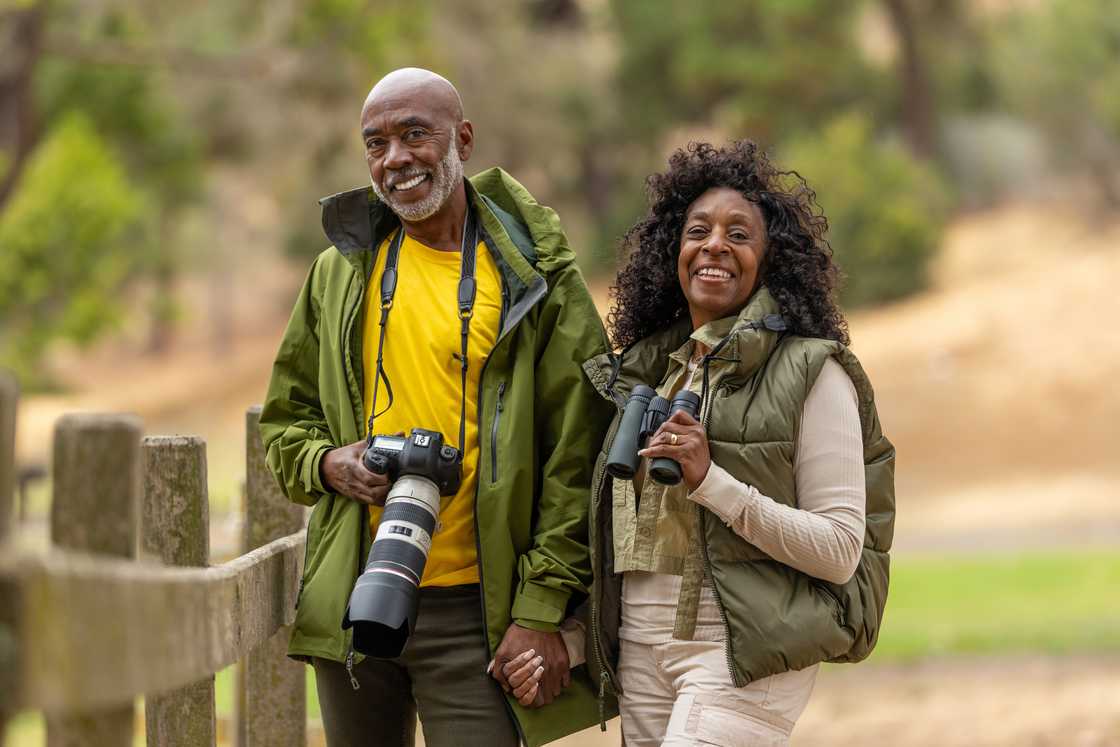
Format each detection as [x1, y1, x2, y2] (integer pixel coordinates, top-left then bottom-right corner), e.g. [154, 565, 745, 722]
[871, 551, 1120, 660]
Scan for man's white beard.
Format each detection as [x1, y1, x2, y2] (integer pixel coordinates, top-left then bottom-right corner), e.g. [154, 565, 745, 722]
[371, 144, 463, 222]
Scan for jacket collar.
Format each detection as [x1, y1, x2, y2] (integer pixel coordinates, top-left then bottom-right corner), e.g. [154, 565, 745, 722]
[583, 287, 788, 404]
[317, 172, 555, 340]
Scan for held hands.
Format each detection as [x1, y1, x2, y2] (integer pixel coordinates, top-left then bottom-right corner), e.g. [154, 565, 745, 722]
[488, 623, 570, 708]
[638, 409, 711, 491]
[497, 649, 547, 707]
[319, 439, 391, 506]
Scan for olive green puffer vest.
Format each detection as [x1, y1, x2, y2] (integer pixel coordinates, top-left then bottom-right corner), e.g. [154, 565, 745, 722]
[582, 289, 896, 695]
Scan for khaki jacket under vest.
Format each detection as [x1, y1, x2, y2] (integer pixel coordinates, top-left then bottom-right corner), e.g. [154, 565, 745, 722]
[581, 289, 896, 700]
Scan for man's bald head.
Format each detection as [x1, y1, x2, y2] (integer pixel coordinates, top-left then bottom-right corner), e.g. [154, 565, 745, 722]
[359, 68, 474, 225]
[362, 67, 464, 124]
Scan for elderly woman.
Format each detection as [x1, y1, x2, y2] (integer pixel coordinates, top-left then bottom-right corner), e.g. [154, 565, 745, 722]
[570, 141, 897, 746]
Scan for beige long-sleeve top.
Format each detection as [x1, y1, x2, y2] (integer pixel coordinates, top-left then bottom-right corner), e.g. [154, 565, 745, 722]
[688, 356, 867, 584]
[619, 357, 867, 645]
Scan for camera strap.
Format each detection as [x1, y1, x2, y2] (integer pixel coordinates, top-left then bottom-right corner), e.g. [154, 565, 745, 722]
[366, 206, 479, 454]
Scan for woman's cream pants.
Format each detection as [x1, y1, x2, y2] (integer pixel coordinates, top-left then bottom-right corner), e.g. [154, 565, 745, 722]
[618, 637, 818, 746]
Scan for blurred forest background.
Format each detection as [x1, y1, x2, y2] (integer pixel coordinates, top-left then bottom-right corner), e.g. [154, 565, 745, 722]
[2, 0, 1118, 744]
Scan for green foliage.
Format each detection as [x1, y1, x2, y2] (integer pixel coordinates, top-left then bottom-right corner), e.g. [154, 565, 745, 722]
[783, 114, 950, 307]
[874, 551, 1120, 660]
[289, 0, 433, 71]
[0, 115, 151, 386]
[610, 0, 878, 145]
[35, 42, 203, 203]
[991, 0, 1120, 202]
[993, 0, 1120, 139]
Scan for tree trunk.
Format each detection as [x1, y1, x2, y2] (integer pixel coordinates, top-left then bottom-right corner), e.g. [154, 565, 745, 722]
[882, 0, 936, 160]
[0, 4, 45, 209]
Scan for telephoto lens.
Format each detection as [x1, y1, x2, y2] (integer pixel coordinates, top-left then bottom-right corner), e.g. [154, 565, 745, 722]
[343, 474, 441, 658]
[648, 390, 702, 485]
[606, 384, 656, 479]
[343, 429, 461, 659]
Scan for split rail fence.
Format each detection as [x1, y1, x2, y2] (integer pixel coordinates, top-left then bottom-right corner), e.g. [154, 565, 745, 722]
[0, 372, 309, 746]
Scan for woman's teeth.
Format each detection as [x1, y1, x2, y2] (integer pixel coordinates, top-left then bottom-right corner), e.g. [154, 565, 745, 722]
[696, 267, 732, 279]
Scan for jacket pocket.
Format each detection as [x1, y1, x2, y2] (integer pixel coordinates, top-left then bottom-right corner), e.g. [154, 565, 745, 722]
[490, 381, 506, 484]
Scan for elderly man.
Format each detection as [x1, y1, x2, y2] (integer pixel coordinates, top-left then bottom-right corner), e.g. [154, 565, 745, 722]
[260, 68, 612, 746]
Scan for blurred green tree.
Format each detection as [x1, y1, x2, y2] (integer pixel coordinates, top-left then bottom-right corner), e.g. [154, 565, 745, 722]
[0, 114, 151, 386]
[783, 113, 950, 307]
[610, 0, 877, 147]
[992, 0, 1120, 207]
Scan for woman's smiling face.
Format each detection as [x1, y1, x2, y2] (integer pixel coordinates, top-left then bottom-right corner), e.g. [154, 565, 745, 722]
[677, 186, 768, 330]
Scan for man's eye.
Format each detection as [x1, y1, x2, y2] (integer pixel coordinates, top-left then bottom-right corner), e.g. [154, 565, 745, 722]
[405, 128, 426, 140]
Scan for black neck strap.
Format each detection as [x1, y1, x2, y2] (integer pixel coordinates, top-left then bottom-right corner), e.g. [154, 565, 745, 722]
[366, 207, 479, 453]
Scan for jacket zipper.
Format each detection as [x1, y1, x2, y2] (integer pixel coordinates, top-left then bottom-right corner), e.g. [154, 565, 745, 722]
[697, 382, 742, 687]
[295, 498, 323, 609]
[490, 381, 506, 484]
[470, 267, 537, 747]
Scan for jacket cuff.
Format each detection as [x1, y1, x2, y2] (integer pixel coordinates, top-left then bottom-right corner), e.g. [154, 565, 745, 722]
[511, 579, 569, 632]
[687, 462, 753, 527]
[304, 440, 336, 497]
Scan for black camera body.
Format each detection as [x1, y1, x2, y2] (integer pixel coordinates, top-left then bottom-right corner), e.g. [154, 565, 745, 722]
[362, 428, 462, 496]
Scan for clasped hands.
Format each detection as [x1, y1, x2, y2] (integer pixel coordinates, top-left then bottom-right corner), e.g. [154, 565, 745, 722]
[488, 623, 570, 708]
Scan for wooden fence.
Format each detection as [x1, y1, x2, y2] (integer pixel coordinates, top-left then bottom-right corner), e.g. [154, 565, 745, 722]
[0, 372, 309, 746]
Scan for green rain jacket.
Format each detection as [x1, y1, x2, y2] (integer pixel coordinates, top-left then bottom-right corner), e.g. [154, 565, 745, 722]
[582, 289, 896, 701]
[260, 168, 615, 746]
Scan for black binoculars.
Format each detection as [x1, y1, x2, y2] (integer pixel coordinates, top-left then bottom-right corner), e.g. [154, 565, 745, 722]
[606, 386, 701, 486]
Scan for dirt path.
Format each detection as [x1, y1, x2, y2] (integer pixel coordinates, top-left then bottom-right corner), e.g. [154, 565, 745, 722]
[545, 656, 1120, 746]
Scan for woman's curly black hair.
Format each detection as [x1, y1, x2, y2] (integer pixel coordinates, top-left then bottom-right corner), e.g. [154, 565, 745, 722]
[608, 140, 849, 348]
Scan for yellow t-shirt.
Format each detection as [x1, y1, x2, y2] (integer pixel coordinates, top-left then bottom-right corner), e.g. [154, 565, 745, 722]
[362, 230, 502, 587]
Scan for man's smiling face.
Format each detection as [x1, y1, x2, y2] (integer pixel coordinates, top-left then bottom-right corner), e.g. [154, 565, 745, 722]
[360, 84, 469, 223]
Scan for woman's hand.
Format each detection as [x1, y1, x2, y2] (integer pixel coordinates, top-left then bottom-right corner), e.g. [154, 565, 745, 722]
[639, 409, 711, 491]
[491, 649, 546, 707]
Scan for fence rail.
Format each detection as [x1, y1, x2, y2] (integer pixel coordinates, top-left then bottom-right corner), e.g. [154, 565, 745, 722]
[0, 376, 308, 746]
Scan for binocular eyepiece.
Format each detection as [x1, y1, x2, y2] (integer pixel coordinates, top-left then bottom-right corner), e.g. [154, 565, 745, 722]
[605, 386, 701, 486]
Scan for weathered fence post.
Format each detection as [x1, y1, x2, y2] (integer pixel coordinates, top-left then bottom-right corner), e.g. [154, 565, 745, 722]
[0, 372, 17, 542]
[240, 406, 306, 746]
[0, 373, 17, 741]
[142, 436, 216, 747]
[46, 413, 142, 747]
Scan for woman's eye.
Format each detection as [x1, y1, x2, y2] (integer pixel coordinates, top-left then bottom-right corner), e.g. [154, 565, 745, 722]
[686, 226, 707, 236]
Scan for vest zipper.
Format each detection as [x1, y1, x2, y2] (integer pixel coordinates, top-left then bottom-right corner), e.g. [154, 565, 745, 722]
[588, 420, 622, 721]
[698, 382, 743, 687]
[490, 381, 506, 484]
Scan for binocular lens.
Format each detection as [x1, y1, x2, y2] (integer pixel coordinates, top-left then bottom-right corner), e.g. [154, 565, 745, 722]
[605, 385, 656, 479]
[648, 390, 701, 486]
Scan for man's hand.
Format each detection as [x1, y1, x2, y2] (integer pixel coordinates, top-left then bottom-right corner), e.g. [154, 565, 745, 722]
[489, 623, 570, 705]
[320, 439, 391, 506]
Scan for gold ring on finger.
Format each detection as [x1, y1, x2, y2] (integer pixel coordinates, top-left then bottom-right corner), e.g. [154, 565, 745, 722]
[670, 432, 679, 445]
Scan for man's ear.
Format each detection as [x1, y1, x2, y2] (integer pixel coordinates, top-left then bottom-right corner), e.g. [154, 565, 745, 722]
[457, 120, 474, 162]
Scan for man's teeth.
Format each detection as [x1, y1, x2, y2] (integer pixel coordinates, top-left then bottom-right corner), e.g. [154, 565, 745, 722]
[696, 267, 732, 279]
[393, 174, 427, 191]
